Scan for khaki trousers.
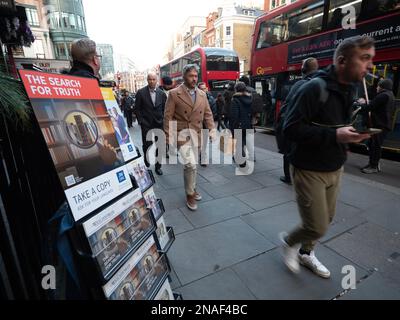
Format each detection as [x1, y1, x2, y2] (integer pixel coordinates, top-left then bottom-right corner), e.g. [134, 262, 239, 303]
[179, 144, 197, 196]
[286, 165, 343, 252]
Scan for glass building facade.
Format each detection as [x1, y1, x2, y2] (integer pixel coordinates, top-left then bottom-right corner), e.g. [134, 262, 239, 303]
[43, 0, 88, 59]
[97, 44, 115, 78]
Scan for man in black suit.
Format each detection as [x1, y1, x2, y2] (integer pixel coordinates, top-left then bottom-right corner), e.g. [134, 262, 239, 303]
[134, 72, 167, 175]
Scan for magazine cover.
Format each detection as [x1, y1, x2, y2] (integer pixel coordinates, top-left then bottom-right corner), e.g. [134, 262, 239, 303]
[82, 188, 154, 277]
[153, 278, 174, 300]
[19, 70, 132, 221]
[156, 216, 170, 251]
[126, 157, 153, 192]
[103, 236, 169, 300]
[101, 88, 137, 162]
[142, 187, 164, 221]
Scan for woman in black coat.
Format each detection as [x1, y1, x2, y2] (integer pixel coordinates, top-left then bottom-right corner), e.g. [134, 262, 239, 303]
[230, 82, 253, 167]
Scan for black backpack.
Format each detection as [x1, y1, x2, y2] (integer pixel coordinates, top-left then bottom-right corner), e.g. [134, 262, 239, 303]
[275, 78, 329, 153]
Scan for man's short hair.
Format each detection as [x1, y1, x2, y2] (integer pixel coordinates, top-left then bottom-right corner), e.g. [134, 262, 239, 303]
[182, 64, 199, 76]
[378, 78, 393, 91]
[333, 35, 375, 62]
[301, 57, 319, 75]
[71, 38, 97, 63]
[239, 76, 250, 86]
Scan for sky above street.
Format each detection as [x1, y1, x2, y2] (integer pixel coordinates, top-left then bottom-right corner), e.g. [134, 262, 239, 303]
[82, 0, 262, 70]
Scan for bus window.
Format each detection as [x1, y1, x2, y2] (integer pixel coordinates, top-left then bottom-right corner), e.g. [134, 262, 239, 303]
[287, 1, 324, 40]
[171, 60, 179, 74]
[160, 65, 170, 78]
[327, 0, 362, 29]
[206, 54, 239, 71]
[359, 0, 400, 21]
[208, 80, 231, 93]
[256, 15, 286, 49]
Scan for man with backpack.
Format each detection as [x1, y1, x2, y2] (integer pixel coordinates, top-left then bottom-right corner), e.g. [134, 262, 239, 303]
[279, 36, 374, 278]
[275, 58, 319, 184]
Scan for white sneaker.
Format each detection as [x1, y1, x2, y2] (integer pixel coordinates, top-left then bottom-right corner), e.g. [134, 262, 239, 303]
[298, 251, 331, 279]
[193, 190, 202, 201]
[279, 232, 300, 274]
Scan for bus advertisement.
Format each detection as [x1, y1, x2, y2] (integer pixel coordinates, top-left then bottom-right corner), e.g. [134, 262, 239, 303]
[250, 0, 400, 152]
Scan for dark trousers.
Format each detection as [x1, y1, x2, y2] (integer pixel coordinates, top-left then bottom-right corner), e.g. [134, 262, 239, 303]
[141, 126, 161, 169]
[368, 130, 387, 167]
[233, 129, 247, 165]
[217, 116, 223, 131]
[283, 153, 291, 180]
[125, 110, 133, 128]
[224, 117, 229, 131]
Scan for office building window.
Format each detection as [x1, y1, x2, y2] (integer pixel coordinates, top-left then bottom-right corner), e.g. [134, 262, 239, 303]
[77, 15, 82, 30]
[226, 26, 231, 36]
[26, 7, 39, 27]
[69, 14, 76, 29]
[81, 17, 86, 32]
[50, 12, 61, 28]
[55, 43, 67, 58]
[62, 12, 69, 28]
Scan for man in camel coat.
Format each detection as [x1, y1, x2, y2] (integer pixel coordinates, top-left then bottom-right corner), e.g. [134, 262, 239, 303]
[164, 64, 215, 211]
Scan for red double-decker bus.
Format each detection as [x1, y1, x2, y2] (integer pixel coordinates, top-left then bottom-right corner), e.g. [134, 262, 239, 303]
[250, 0, 400, 152]
[160, 47, 240, 96]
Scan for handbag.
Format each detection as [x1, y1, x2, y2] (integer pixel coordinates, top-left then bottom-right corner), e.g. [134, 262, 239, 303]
[219, 129, 236, 155]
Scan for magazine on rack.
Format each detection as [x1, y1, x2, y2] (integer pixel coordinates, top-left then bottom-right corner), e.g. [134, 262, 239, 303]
[156, 216, 171, 251]
[142, 187, 164, 221]
[82, 188, 154, 278]
[102, 235, 169, 300]
[126, 157, 154, 192]
[19, 70, 132, 221]
[153, 278, 174, 300]
[101, 88, 138, 162]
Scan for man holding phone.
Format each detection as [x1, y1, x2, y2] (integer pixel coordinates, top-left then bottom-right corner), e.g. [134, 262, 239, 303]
[279, 36, 374, 278]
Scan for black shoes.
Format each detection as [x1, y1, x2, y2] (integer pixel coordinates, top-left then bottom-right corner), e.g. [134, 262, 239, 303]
[155, 167, 163, 176]
[280, 176, 292, 184]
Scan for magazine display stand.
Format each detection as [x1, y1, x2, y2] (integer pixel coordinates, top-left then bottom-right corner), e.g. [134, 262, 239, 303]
[19, 70, 177, 300]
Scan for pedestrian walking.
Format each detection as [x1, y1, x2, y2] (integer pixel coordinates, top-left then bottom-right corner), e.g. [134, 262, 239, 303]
[360, 78, 395, 174]
[164, 64, 215, 211]
[135, 72, 167, 176]
[280, 36, 374, 278]
[223, 81, 235, 131]
[275, 57, 319, 184]
[121, 91, 135, 128]
[216, 93, 225, 131]
[198, 82, 216, 167]
[229, 81, 253, 168]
